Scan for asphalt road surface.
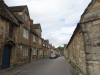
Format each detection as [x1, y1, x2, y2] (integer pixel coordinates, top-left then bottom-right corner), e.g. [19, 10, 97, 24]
[15, 56, 73, 75]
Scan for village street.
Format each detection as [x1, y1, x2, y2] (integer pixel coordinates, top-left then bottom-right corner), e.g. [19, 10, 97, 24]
[15, 56, 73, 75]
[0, 56, 73, 75]
[1, 0, 99, 75]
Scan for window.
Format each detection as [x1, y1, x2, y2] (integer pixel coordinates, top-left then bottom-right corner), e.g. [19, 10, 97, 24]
[33, 35, 35, 42]
[23, 29, 29, 39]
[9, 24, 14, 38]
[39, 38, 41, 45]
[26, 47, 29, 56]
[18, 12, 23, 15]
[24, 47, 28, 57]
[19, 45, 28, 57]
[19, 45, 23, 55]
[32, 48, 37, 55]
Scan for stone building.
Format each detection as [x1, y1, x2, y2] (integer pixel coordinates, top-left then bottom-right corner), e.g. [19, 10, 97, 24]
[9, 5, 31, 65]
[32, 24, 43, 59]
[80, 0, 100, 75]
[42, 40, 51, 58]
[65, 0, 100, 75]
[30, 19, 40, 60]
[0, 0, 52, 70]
[0, 0, 20, 69]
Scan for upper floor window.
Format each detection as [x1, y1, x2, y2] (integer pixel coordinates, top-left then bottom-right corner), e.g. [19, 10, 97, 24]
[9, 24, 14, 38]
[33, 35, 35, 42]
[23, 29, 29, 39]
[32, 48, 37, 55]
[39, 38, 41, 45]
[18, 12, 23, 15]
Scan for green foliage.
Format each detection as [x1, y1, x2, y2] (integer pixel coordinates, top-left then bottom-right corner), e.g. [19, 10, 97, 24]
[57, 46, 64, 55]
[57, 46, 64, 51]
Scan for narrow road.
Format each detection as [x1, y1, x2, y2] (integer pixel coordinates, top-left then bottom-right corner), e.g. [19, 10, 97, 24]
[15, 56, 73, 75]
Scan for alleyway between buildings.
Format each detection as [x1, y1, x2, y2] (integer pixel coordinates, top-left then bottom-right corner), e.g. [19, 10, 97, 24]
[0, 57, 73, 75]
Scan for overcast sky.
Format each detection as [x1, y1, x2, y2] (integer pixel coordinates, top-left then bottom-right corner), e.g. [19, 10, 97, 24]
[4, 0, 91, 47]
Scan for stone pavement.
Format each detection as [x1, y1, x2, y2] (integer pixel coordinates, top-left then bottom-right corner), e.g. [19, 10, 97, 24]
[0, 59, 46, 75]
[0, 57, 73, 75]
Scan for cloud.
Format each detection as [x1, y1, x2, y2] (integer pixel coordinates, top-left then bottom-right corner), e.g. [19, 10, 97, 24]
[4, 0, 91, 47]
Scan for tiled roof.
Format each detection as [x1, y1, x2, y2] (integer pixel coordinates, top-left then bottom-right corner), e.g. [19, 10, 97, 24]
[9, 5, 30, 22]
[44, 40, 49, 43]
[9, 5, 27, 12]
[33, 24, 41, 29]
[0, 0, 19, 25]
[30, 25, 38, 36]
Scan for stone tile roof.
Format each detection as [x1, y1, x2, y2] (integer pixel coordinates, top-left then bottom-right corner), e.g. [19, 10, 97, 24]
[33, 24, 42, 32]
[9, 5, 30, 22]
[80, 0, 94, 22]
[44, 40, 49, 43]
[33, 24, 41, 29]
[0, 0, 19, 25]
[30, 25, 38, 36]
[9, 5, 27, 12]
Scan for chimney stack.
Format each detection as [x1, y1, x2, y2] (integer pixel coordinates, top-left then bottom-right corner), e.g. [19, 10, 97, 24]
[30, 19, 33, 25]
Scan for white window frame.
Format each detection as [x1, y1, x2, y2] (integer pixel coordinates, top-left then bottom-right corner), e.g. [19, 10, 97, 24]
[23, 29, 29, 39]
[33, 35, 35, 42]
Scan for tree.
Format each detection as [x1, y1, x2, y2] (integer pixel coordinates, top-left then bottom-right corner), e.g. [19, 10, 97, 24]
[57, 46, 64, 55]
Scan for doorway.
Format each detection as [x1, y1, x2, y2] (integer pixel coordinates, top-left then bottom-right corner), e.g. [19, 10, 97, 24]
[2, 44, 12, 69]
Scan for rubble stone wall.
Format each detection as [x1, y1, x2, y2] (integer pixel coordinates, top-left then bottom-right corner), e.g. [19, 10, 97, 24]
[65, 0, 100, 75]
[67, 27, 87, 75]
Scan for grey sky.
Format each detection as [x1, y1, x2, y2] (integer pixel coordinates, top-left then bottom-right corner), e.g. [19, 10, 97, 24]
[4, 0, 91, 47]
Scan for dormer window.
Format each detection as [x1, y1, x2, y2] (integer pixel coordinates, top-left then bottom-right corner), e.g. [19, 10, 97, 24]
[39, 38, 41, 45]
[33, 35, 35, 42]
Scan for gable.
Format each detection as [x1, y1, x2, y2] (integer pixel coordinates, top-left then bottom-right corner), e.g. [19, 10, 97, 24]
[33, 24, 42, 32]
[9, 5, 27, 12]
[80, 0, 100, 23]
[9, 5, 30, 21]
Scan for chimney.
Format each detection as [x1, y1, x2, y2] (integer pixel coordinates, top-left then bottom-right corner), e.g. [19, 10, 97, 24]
[30, 19, 33, 25]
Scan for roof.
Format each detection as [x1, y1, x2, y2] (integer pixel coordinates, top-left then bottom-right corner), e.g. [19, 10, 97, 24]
[9, 5, 27, 12]
[44, 40, 49, 43]
[9, 5, 30, 21]
[80, 0, 95, 22]
[33, 24, 41, 29]
[30, 25, 38, 36]
[33, 23, 42, 32]
[0, 0, 19, 25]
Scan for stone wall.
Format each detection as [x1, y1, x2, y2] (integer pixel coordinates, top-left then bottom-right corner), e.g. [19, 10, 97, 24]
[66, 25, 87, 75]
[0, 17, 6, 68]
[80, 0, 100, 75]
[65, 0, 100, 75]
